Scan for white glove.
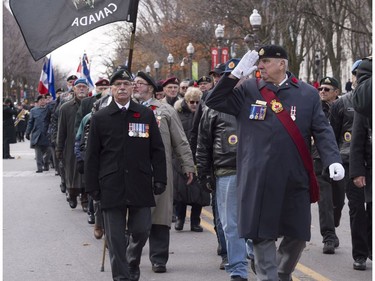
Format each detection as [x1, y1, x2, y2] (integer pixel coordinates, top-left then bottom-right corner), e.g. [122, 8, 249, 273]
[329, 163, 345, 181]
[231, 50, 259, 79]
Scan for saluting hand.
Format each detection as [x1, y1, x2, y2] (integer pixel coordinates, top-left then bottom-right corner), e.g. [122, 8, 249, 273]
[231, 50, 259, 79]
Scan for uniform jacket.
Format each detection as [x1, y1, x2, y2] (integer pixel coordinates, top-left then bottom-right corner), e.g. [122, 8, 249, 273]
[56, 98, 81, 190]
[330, 93, 354, 164]
[206, 74, 341, 241]
[3, 104, 17, 144]
[173, 99, 210, 206]
[84, 100, 167, 209]
[196, 106, 237, 178]
[25, 106, 50, 147]
[146, 98, 195, 226]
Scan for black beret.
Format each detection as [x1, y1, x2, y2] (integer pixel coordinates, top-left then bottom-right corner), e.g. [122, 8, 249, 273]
[209, 63, 226, 75]
[136, 71, 157, 91]
[162, 77, 180, 87]
[36, 94, 45, 102]
[55, 88, 64, 93]
[109, 69, 133, 85]
[67, 75, 78, 81]
[257, 45, 288, 60]
[95, 78, 110, 87]
[197, 76, 212, 84]
[320, 76, 339, 88]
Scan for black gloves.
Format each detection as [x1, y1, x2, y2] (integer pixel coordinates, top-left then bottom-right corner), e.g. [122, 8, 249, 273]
[25, 133, 30, 140]
[77, 160, 84, 174]
[198, 176, 216, 193]
[153, 182, 166, 195]
[90, 190, 101, 201]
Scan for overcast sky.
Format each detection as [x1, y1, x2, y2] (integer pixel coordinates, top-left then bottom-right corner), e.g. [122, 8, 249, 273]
[4, 0, 117, 83]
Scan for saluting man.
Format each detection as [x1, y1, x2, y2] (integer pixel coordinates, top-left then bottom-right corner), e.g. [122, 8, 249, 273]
[206, 45, 345, 281]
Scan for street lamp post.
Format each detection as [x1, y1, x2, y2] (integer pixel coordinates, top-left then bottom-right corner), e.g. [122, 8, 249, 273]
[215, 24, 225, 64]
[167, 53, 174, 77]
[249, 9, 262, 49]
[186, 43, 195, 80]
[154, 61, 160, 81]
[145, 65, 151, 75]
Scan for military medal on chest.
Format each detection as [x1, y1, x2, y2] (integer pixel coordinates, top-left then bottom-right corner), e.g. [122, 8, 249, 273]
[270, 99, 283, 113]
[290, 106, 297, 121]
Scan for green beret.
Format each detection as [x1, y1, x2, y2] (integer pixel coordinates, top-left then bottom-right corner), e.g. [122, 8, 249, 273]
[320, 76, 339, 88]
[110, 69, 133, 85]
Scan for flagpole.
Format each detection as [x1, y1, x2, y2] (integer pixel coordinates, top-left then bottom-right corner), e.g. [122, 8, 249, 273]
[127, 0, 140, 73]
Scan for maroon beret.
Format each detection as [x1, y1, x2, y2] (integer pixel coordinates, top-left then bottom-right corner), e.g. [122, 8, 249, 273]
[162, 77, 180, 87]
[95, 78, 110, 87]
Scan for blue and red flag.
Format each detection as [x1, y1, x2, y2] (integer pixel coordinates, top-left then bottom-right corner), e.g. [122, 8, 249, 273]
[37, 56, 55, 98]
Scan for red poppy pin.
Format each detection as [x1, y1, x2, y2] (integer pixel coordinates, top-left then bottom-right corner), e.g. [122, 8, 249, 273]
[133, 112, 140, 118]
[151, 105, 157, 111]
[291, 77, 298, 83]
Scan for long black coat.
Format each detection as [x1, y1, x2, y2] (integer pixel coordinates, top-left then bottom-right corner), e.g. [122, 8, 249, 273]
[206, 74, 341, 241]
[84, 100, 167, 209]
[173, 100, 210, 206]
[3, 105, 17, 144]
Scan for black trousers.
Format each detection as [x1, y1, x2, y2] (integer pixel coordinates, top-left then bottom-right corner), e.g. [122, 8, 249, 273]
[346, 174, 372, 260]
[175, 202, 202, 225]
[127, 224, 170, 267]
[103, 206, 151, 281]
[314, 159, 345, 243]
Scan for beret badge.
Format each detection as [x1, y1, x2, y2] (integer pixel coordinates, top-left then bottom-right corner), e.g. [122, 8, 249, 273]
[259, 48, 265, 56]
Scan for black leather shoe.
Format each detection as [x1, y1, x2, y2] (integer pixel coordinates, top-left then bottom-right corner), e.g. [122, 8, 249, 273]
[175, 219, 184, 231]
[323, 241, 335, 254]
[68, 196, 77, 209]
[43, 166, 49, 171]
[87, 213, 95, 224]
[36, 170, 43, 173]
[191, 224, 203, 232]
[152, 264, 166, 273]
[353, 258, 366, 270]
[129, 266, 140, 281]
[60, 183, 66, 193]
[334, 237, 340, 248]
[219, 255, 227, 270]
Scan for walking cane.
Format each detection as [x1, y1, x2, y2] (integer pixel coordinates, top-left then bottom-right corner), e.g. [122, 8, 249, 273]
[100, 236, 106, 272]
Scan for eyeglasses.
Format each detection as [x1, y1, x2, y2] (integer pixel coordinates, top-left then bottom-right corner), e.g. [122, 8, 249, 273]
[189, 101, 200, 105]
[133, 81, 149, 87]
[181, 86, 188, 90]
[113, 81, 133, 87]
[318, 87, 334, 92]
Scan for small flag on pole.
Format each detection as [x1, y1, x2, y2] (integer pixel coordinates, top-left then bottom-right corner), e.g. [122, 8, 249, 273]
[78, 53, 94, 91]
[37, 56, 55, 98]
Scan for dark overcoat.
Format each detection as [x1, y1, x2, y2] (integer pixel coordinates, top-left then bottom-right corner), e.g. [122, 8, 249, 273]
[206, 74, 341, 241]
[3, 105, 17, 144]
[56, 98, 81, 190]
[173, 99, 210, 206]
[84, 100, 167, 209]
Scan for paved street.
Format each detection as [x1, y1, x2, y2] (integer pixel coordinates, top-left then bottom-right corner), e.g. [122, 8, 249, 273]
[3, 141, 372, 281]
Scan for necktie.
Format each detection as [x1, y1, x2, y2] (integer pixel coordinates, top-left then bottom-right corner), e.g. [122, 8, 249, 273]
[121, 107, 126, 113]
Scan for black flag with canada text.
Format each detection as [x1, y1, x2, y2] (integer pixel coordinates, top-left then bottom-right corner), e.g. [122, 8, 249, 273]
[9, 0, 138, 61]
